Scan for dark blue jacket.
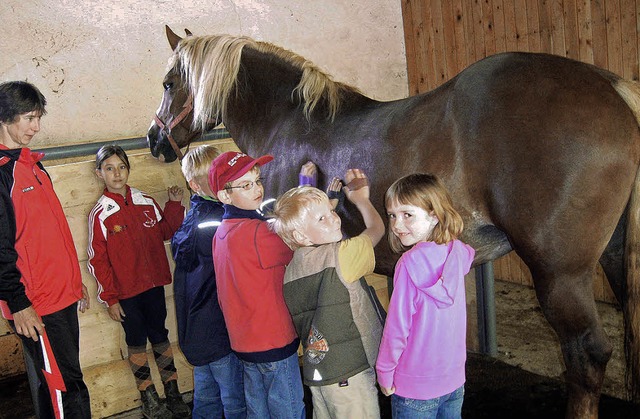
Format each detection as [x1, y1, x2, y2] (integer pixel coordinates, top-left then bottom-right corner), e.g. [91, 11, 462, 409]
[171, 194, 231, 366]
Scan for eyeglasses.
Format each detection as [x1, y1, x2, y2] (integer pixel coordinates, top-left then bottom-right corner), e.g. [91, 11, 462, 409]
[226, 178, 264, 191]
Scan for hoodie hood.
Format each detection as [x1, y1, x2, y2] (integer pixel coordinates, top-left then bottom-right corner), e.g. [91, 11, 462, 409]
[403, 240, 475, 308]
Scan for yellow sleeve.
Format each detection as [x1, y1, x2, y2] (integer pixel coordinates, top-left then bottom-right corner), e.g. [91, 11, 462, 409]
[337, 235, 375, 283]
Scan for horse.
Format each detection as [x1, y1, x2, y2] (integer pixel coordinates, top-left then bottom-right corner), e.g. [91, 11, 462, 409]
[147, 26, 640, 418]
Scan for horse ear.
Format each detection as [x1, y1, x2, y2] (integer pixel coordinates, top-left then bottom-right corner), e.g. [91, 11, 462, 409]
[165, 25, 182, 51]
[185, 29, 193, 37]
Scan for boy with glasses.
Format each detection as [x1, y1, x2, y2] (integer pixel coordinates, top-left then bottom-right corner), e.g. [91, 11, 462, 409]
[208, 151, 307, 418]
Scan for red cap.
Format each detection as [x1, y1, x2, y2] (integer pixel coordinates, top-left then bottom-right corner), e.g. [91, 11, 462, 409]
[208, 151, 273, 193]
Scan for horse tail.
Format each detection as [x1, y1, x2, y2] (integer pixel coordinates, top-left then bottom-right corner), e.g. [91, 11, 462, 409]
[613, 77, 640, 401]
[624, 165, 640, 401]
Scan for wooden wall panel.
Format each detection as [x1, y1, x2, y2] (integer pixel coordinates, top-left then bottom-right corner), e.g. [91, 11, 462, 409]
[401, 0, 638, 304]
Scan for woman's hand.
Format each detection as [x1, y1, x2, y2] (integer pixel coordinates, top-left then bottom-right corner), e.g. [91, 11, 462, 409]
[78, 284, 90, 313]
[12, 306, 44, 342]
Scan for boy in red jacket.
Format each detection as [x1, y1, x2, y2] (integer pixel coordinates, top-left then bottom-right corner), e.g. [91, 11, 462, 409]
[209, 151, 305, 418]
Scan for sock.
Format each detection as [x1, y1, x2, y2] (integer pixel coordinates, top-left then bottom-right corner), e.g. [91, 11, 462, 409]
[128, 345, 152, 391]
[152, 340, 178, 384]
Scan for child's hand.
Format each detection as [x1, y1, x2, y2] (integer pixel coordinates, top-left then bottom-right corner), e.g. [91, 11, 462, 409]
[326, 177, 343, 209]
[380, 386, 396, 397]
[299, 161, 317, 187]
[107, 303, 126, 322]
[343, 169, 370, 205]
[168, 185, 184, 202]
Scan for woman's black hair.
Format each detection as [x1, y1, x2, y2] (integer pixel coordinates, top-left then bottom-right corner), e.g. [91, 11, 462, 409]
[95, 145, 131, 171]
[0, 81, 47, 123]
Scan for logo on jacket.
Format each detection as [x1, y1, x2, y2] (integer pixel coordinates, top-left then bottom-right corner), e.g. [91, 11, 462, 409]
[109, 225, 127, 235]
[22, 186, 35, 193]
[305, 325, 328, 365]
[142, 211, 157, 228]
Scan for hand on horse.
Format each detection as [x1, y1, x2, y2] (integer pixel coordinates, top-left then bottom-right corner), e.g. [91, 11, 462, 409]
[343, 169, 385, 246]
[12, 305, 44, 342]
[299, 161, 317, 187]
[327, 177, 343, 209]
[343, 168, 370, 204]
[167, 185, 184, 202]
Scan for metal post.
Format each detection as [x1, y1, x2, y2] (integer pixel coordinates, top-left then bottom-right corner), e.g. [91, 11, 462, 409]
[475, 262, 497, 356]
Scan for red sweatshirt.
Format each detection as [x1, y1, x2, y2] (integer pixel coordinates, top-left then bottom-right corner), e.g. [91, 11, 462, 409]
[87, 185, 184, 306]
[213, 216, 298, 362]
[0, 146, 82, 319]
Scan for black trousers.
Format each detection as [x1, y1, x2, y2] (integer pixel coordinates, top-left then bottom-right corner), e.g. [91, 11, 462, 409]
[119, 286, 169, 347]
[13, 303, 91, 419]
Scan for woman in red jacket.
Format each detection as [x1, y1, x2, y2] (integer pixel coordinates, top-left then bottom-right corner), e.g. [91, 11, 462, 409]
[87, 145, 189, 419]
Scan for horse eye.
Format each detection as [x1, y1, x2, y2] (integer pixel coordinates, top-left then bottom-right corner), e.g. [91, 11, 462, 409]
[163, 82, 173, 91]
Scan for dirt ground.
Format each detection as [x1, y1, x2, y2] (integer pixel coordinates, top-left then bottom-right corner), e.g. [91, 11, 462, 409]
[490, 280, 627, 400]
[462, 280, 639, 418]
[0, 280, 638, 418]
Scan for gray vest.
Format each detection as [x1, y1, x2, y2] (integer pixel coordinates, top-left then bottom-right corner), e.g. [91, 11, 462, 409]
[283, 241, 384, 386]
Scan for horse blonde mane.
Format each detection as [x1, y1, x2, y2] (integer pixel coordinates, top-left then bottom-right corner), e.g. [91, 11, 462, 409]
[169, 34, 358, 132]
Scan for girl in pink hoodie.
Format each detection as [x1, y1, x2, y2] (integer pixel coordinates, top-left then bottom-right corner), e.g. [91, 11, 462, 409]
[376, 173, 475, 418]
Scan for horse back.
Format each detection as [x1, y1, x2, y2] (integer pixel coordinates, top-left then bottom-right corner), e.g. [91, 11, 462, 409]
[384, 52, 640, 273]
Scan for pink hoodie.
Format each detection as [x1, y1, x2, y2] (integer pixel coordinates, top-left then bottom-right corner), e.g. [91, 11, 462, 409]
[376, 240, 475, 399]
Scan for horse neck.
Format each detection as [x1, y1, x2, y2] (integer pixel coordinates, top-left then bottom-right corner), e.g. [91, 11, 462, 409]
[227, 47, 301, 123]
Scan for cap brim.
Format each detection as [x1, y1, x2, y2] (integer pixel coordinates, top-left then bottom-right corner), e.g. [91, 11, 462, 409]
[229, 154, 274, 183]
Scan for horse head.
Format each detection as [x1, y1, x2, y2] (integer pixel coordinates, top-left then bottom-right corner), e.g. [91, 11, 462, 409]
[147, 26, 219, 162]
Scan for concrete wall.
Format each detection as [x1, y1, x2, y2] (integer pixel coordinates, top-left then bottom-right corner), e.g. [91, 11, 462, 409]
[0, 0, 407, 148]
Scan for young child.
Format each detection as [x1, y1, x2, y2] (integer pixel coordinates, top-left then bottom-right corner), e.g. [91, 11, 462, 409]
[376, 173, 475, 419]
[208, 151, 306, 418]
[170, 145, 246, 419]
[271, 169, 386, 419]
[86, 145, 190, 419]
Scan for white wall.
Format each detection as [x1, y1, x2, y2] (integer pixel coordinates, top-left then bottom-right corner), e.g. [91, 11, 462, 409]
[0, 1, 407, 148]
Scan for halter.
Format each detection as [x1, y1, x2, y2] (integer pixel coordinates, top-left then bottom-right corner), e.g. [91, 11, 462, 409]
[154, 93, 193, 161]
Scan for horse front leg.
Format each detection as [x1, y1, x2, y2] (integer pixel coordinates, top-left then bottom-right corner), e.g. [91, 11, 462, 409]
[533, 270, 613, 419]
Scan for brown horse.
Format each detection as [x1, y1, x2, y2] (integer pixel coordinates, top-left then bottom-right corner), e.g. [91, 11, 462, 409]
[147, 26, 640, 417]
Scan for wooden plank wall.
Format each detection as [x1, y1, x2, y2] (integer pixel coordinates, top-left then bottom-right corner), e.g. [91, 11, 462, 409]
[401, 0, 640, 304]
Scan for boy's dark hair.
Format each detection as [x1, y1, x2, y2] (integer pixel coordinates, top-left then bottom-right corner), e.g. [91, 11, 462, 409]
[95, 145, 131, 171]
[0, 81, 47, 123]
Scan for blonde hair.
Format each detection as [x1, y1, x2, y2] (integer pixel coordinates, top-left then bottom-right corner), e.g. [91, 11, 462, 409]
[169, 34, 359, 132]
[271, 186, 328, 250]
[181, 145, 221, 182]
[385, 173, 464, 253]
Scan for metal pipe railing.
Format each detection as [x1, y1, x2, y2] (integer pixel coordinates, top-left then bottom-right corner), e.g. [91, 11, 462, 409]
[34, 128, 231, 161]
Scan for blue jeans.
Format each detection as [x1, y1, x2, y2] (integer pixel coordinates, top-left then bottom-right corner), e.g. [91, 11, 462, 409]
[241, 352, 305, 418]
[391, 385, 464, 419]
[193, 352, 246, 419]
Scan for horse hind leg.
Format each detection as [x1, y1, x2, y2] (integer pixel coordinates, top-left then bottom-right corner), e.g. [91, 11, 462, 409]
[599, 208, 626, 304]
[533, 270, 612, 419]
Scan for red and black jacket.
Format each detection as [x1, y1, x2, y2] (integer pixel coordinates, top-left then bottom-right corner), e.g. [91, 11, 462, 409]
[87, 185, 184, 306]
[0, 145, 83, 319]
